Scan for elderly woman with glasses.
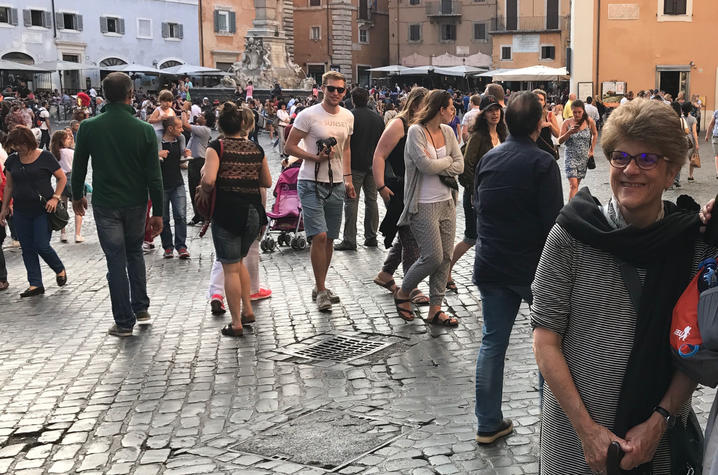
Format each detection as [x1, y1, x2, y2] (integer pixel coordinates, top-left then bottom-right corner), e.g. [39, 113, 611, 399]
[531, 99, 713, 474]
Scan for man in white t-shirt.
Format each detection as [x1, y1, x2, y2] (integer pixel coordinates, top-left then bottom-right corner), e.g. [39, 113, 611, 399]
[461, 94, 481, 142]
[38, 103, 51, 150]
[190, 101, 202, 122]
[285, 71, 356, 312]
[584, 96, 600, 123]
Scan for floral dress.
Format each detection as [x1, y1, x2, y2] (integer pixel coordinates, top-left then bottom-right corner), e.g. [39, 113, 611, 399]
[564, 126, 591, 179]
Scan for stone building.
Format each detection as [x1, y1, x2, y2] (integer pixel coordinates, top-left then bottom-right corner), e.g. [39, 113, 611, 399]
[388, 0, 495, 68]
[292, 0, 389, 86]
[1, 0, 200, 92]
[199, 0, 255, 70]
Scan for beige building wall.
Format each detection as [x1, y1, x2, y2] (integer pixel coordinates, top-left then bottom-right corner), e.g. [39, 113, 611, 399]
[200, 0, 256, 69]
[490, 0, 570, 69]
[389, 0, 495, 66]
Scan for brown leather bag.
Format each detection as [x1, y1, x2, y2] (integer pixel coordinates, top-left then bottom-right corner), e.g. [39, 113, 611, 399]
[194, 139, 221, 237]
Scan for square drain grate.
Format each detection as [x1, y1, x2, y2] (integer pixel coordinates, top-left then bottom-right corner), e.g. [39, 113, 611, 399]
[278, 334, 394, 363]
[230, 409, 412, 471]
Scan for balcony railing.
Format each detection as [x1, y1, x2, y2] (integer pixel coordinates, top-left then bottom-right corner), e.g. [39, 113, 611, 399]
[425, 0, 462, 18]
[490, 15, 568, 33]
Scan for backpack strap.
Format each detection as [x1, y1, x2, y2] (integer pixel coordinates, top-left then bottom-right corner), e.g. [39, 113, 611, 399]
[198, 139, 220, 237]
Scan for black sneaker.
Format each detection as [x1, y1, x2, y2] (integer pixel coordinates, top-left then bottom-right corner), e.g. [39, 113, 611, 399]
[107, 324, 133, 337]
[475, 419, 513, 445]
[136, 310, 152, 323]
[364, 238, 378, 247]
[333, 241, 356, 251]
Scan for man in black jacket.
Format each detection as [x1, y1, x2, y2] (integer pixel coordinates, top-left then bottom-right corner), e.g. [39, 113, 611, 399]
[335, 87, 384, 250]
[473, 92, 563, 444]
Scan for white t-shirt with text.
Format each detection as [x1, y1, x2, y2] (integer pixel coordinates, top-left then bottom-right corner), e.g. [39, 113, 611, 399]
[295, 103, 354, 183]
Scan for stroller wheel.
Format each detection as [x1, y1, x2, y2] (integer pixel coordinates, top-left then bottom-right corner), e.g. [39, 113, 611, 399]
[260, 239, 268, 252]
[268, 237, 277, 252]
[279, 234, 289, 247]
[292, 236, 307, 250]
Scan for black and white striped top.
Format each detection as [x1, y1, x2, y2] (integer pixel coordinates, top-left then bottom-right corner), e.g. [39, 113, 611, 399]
[531, 223, 713, 474]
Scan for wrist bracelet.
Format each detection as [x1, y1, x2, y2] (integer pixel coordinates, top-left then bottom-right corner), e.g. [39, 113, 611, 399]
[377, 185, 386, 191]
[52, 194, 61, 200]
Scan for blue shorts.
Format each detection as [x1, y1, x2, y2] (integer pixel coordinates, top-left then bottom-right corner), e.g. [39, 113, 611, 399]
[211, 207, 260, 264]
[297, 179, 345, 239]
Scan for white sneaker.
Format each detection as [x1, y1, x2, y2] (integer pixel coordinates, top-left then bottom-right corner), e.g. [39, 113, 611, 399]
[316, 289, 333, 312]
[60, 230, 68, 243]
[312, 287, 340, 303]
[75, 235, 84, 243]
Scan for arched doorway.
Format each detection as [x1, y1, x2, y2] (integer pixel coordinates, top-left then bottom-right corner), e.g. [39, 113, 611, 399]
[159, 60, 182, 69]
[100, 57, 127, 68]
[2, 52, 34, 64]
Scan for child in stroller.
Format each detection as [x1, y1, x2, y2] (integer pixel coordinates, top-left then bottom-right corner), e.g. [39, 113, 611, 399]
[260, 161, 307, 251]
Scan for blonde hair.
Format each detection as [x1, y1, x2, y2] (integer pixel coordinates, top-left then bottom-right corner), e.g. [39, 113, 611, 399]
[158, 90, 173, 102]
[601, 98, 688, 168]
[322, 70, 346, 85]
[395, 87, 428, 124]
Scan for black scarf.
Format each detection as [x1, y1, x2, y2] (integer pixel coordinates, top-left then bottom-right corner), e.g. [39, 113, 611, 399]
[556, 188, 700, 456]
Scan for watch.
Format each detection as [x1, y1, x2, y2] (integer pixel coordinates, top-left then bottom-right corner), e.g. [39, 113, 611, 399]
[653, 405, 676, 429]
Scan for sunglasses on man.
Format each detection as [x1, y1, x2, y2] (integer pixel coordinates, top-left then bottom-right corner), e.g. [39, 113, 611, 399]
[324, 85, 346, 94]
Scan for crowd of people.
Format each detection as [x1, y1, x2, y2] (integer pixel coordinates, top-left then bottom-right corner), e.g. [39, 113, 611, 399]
[1, 69, 718, 474]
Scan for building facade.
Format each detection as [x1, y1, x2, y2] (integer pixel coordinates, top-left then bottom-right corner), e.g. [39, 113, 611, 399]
[571, 0, 716, 113]
[199, 0, 255, 70]
[1, 0, 200, 92]
[388, 0, 495, 67]
[293, 0, 389, 86]
[490, 0, 570, 69]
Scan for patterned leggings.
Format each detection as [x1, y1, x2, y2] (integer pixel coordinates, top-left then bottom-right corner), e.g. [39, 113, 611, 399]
[381, 226, 420, 276]
[400, 199, 456, 306]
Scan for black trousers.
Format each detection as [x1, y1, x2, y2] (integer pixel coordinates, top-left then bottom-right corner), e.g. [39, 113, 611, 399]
[39, 129, 50, 150]
[0, 201, 7, 281]
[188, 156, 205, 220]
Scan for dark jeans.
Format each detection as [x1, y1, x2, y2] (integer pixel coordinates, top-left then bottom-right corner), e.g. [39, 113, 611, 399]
[187, 157, 205, 220]
[13, 210, 64, 287]
[94, 205, 150, 329]
[0, 202, 6, 282]
[160, 184, 187, 251]
[475, 284, 532, 432]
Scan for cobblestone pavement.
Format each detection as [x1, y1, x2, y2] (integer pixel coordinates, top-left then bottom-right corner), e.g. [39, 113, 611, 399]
[0, 133, 716, 475]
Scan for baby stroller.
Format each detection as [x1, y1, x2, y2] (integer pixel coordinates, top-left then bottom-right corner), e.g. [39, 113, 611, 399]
[260, 164, 307, 252]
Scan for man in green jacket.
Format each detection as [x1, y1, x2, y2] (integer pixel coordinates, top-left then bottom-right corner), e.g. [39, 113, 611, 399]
[72, 72, 164, 337]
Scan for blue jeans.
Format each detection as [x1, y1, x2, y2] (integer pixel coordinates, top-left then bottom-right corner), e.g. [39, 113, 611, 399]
[13, 210, 64, 287]
[475, 284, 532, 432]
[160, 184, 187, 251]
[93, 205, 150, 329]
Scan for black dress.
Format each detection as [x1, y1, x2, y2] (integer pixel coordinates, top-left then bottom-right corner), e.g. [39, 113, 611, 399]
[378, 117, 408, 247]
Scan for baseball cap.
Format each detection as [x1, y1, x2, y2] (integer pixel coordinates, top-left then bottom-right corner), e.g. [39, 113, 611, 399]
[479, 95, 500, 112]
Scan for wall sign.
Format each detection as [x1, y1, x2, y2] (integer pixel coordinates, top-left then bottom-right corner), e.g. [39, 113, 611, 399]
[512, 34, 539, 53]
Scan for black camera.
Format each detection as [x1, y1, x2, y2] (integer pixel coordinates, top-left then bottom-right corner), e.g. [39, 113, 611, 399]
[316, 137, 337, 154]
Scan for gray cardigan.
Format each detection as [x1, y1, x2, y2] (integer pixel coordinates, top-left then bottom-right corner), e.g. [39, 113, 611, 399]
[398, 123, 464, 226]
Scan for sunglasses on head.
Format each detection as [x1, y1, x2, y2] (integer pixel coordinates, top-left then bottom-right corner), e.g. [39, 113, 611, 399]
[608, 151, 667, 170]
[324, 85, 346, 94]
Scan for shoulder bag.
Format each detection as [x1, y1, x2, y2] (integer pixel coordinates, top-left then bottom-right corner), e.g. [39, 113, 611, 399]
[422, 127, 458, 191]
[195, 139, 220, 237]
[32, 183, 69, 232]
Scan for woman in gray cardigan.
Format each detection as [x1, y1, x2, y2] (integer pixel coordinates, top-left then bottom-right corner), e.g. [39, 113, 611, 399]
[394, 90, 464, 326]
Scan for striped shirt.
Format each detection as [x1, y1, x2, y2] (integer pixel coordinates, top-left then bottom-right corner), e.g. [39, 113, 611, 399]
[531, 224, 713, 474]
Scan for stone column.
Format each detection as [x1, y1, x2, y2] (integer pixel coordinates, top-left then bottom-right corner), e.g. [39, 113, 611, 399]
[330, 0, 354, 83]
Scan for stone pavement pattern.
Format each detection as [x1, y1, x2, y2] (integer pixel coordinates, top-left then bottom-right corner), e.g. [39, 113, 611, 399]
[0, 134, 716, 474]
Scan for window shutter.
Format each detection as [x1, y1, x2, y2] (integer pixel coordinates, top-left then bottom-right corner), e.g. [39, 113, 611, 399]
[55, 11, 64, 29]
[214, 10, 220, 32]
[100, 16, 108, 33]
[43, 10, 52, 28]
[22, 9, 30, 26]
[76, 14, 83, 31]
[161, 22, 169, 38]
[118, 18, 125, 35]
[676, 0, 687, 13]
[177, 23, 183, 39]
[229, 11, 236, 33]
[9, 8, 17, 25]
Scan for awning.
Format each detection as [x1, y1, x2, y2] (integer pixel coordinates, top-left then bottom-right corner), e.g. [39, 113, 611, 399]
[433, 65, 487, 77]
[367, 65, 408, 74]
[0, 60, 50, 72]
[36, 60, 98, 71]
[399, 66, 434, 76]
[102, 63, 160, 74]
[487, 65, 569, 81]
[475, 68, 512, 78]
[160, 64, 222, 75]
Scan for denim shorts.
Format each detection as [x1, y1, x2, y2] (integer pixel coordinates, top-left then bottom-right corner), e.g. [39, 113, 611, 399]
[297, 179, 345, 239]
[712, 137, 718, 156]
[211, 207, 260, 264]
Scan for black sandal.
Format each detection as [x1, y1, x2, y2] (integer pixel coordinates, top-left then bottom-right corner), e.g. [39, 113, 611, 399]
[446, 280, 458, 293]
[409, 288, 430, 306]
[56, 271, 67, 287]
[427, 310, 458, 327]
[221, 323, 243, 337]
[373, 277, 397, 293]
[241, 314, 256, 324]
[393, 295, 415, 321]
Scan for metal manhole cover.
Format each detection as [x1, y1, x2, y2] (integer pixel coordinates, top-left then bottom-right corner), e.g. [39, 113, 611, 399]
[230, 409, 412, 471]
[278, 334, 394, 362]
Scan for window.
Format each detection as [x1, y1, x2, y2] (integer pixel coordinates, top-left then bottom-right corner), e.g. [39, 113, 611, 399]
[506, 0, 517, 30]
[541, 45, 555, 60]
[100, 16, 125, 35]
[309, 0, 321, 6]
[359, 0, 369, 20]
[664, 0, 687, 14]
[359, 29, 368, 43]
[214, 9, 236, 33]
[440, 23, 456, 41]
[546, 0, 559, 29]
[162, 22, 183, 40]
[473, 23, 486, 40]
[137, 18, 152, 38]
[501, 45, 512, 60]
[409, 0, 420, 5]
[310, 26, 321, 40]
[24, 9, 50, 28]
[409, 24, 421, 42]
[0, 7, 17, 25]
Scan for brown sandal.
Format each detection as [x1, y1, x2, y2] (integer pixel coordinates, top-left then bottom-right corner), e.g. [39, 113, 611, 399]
[427, 310, 458, 327]
[373, 277, 397, 293]
[409, 288, 429, 306]
[241, 314, 256, 324]
[394, 296, 415, 321]
[221, 323, 243, 337]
